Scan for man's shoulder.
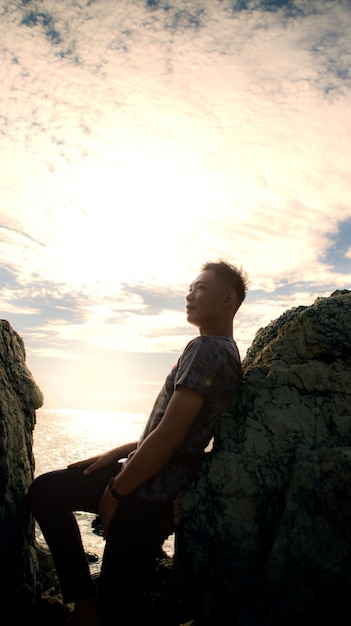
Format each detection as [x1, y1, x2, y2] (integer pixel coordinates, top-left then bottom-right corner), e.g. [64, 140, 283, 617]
[182, 335, 239, 361]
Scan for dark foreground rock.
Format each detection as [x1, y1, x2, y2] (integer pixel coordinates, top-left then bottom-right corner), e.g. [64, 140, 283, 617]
[176, 290, 351, 625]
[26, 547, 70, 626]
[0, 320, 43, 626]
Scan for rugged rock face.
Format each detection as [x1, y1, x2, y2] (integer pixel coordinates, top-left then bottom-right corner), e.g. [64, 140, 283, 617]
[0, 320, 44, 625]
[176, 290, 351, 625]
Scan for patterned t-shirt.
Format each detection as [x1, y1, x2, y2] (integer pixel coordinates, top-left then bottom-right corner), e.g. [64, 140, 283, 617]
[125, 335, 242, 502]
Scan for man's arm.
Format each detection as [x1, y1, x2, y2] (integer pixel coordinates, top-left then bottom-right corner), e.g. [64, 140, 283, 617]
[98, 385, 204, 535]
[112, 384, 204, 496]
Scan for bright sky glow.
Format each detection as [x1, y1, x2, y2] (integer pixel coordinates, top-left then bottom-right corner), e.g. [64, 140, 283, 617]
[1, 0, 350, 413]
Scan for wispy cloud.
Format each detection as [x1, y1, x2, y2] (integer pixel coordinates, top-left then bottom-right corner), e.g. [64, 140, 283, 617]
[323, 218, 351, 272]
[1, 0, 350, 409]
[120, 283, 185, 315]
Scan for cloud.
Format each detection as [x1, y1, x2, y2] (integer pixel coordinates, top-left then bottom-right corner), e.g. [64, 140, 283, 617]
[1, 0, 350, 410]
[0, 272, 89, 327]
[3, 2, 350, 287]
[120, 283, 185, 315]
[20, 9, 62, 45]
[0, 263, 19, 290]
[323, 218, 351, 272]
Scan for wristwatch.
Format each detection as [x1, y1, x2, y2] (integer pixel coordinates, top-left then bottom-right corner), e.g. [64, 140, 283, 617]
[108, 477, 124, 501]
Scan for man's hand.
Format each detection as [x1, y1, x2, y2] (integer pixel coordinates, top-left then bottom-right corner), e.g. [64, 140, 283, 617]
[83, 449, 121, 475]
[67, 441, 138, 475]
[67, 453, 103, 471]
[67, 449, 119, 474]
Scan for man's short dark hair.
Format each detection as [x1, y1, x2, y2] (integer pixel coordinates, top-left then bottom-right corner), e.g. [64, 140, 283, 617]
[201, 260, 249, 306]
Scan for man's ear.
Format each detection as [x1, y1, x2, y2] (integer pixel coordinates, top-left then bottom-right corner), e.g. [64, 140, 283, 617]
[224, 290, 237, 309]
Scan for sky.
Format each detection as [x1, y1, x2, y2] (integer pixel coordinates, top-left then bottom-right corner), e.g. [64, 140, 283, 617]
[1, 0, 350, 414]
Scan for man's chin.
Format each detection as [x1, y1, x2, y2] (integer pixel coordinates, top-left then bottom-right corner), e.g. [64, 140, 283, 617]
[187, 313, 199, 327]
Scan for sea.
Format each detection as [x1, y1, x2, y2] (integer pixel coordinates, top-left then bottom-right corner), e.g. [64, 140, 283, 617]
[32, 408, 175, 576]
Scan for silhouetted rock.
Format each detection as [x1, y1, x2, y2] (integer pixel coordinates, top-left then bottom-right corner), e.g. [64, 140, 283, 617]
[176, 290, 351, 625]
[0, 320, 43, 625]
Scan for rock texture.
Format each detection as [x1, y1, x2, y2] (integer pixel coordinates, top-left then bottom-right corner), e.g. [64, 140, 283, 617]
[0, 320, 44, 625]
[176, 290, 351, 625]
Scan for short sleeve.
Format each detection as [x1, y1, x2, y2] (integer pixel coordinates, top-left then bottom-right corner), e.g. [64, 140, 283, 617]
[174, 337, 230, 398]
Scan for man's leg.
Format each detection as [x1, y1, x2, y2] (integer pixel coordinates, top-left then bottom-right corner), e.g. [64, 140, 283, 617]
[98, 495, 173, 625]
[28, 463, 121, 603]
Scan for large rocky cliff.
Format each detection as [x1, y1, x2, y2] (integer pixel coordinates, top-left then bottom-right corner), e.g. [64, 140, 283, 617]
[176, 289, 351, 625]
[0, 321, 43, 626]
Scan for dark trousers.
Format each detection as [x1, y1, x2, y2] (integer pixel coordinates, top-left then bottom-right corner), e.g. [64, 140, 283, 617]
[27, 462, 174, 624]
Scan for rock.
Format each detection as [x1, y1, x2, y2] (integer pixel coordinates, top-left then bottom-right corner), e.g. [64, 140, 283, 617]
[27, 546, 72, 626]
[176, 290, 351, 625]
[0, 320, 44, 625]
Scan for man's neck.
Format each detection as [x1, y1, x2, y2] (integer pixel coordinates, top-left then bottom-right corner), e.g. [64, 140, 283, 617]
[199, 321, 233, 338]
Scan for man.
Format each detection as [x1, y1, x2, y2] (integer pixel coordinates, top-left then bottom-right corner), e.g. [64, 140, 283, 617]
[28, 260, 248, 625]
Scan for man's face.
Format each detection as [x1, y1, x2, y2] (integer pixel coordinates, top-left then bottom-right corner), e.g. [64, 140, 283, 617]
[186, 269, 229, 328]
